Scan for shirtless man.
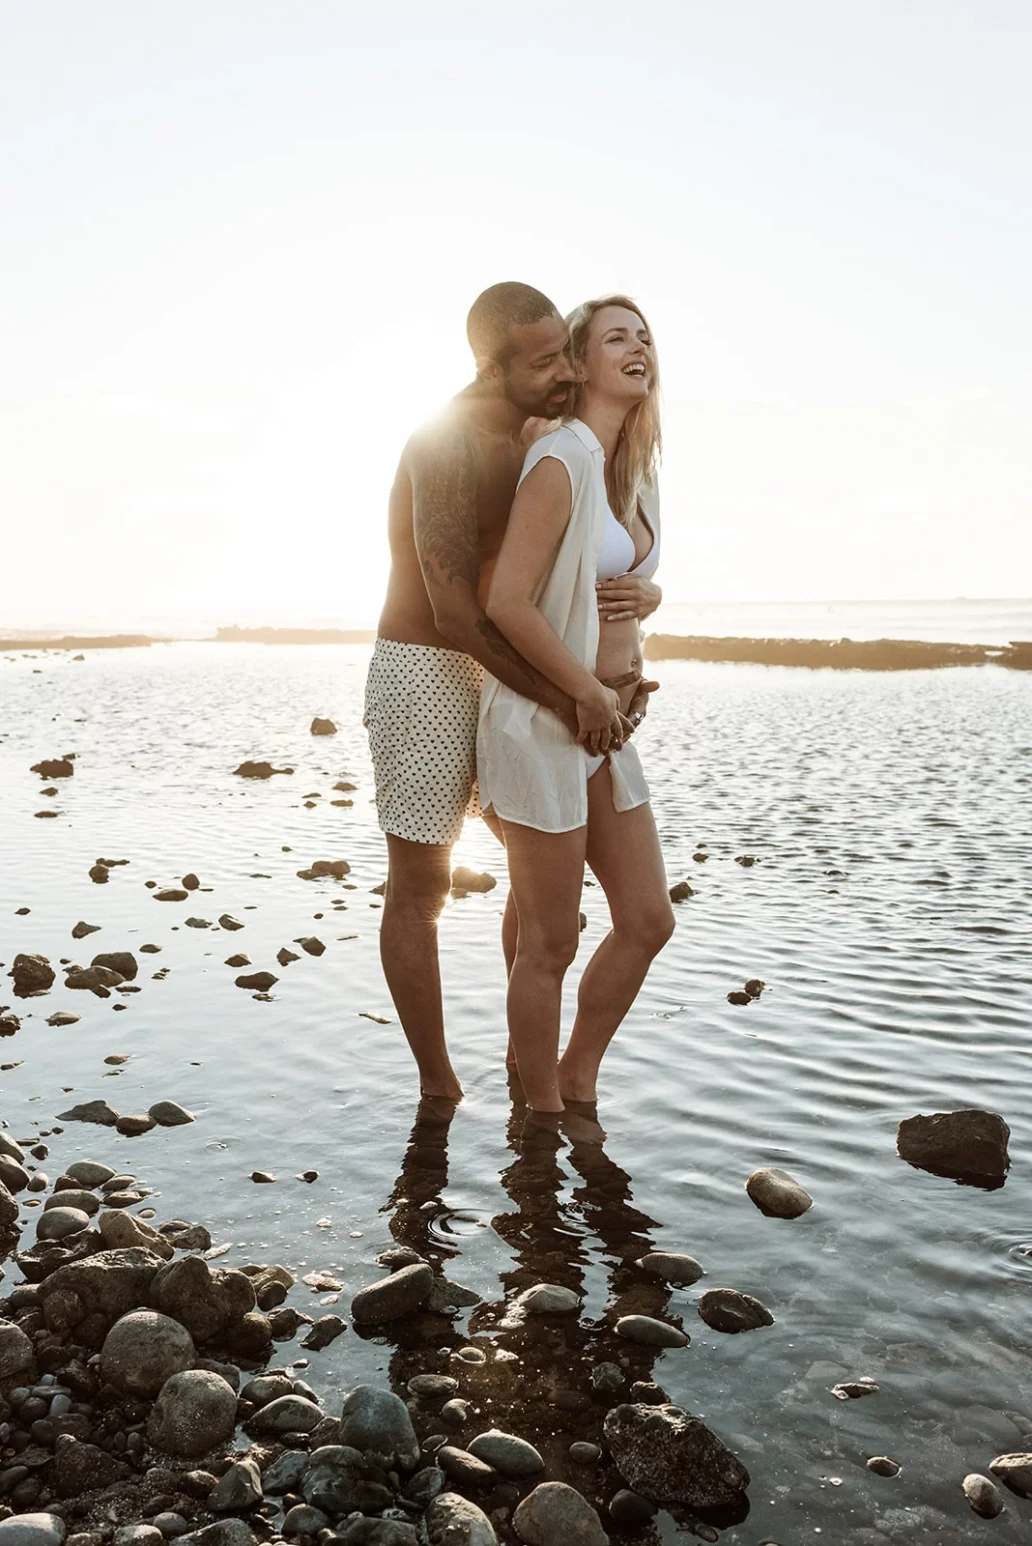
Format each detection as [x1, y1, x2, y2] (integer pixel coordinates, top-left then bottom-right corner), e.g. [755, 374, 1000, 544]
[365, 282, 649, 1100]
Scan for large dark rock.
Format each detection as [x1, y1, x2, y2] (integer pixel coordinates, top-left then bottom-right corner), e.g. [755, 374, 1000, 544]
[31, 758, 74, 778]
[697, 1288, 774, 1334]
[897, 1109, 1010, 1181]
[53, 1434, 131, 1496]
[149, 1255, 256, 1343]
[9, 953, 55, 996]
[0, 1321, 36, 1381]
[301, 1444, 393, 1515]
[351, 1262, 433, 1324]
[603, 1402, 750, 1507]
[147, 1369, 238, 1458]
[38, 1247, 163, 1327]
[91, 951, 139, 981]
[339, 1385, 419, 1466]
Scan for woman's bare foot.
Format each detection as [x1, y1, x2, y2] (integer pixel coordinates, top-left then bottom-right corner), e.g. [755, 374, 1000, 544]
[419, 1075, 463, 1103]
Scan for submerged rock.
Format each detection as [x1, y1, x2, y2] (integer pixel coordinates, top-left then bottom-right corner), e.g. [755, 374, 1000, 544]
[235, 972, 278, 992]
[697, 1288, 774, 1333]
[31, 758, 74, 778]
[513, 1481, 609, 1545]
[149, 1100, 195, 1126]
[603, 1402, 750, 1507]
[897, 1108, 1010, 1180]
[450, 867, 496, 895]
[296, 858, 351, 880]
[311, 717, 338, 735]
[513, 1283, 580, 1315]
[71, 921, 101, 939]
[745, 1166, 813, 1217]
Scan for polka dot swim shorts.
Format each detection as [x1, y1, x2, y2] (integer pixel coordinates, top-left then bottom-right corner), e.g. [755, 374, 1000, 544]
[364, 637, 484, 845]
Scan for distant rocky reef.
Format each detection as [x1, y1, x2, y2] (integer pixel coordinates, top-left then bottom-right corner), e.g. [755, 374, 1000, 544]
[216, 626, 377, 644]
[643, 635, 1032, 671]
[0, 635, 152, 651]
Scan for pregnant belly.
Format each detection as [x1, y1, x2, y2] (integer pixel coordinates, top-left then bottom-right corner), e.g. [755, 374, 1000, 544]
[595, 618, 644, 713]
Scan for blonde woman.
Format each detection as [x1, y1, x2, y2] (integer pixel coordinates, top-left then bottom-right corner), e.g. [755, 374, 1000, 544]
[478, 296, 674, 1113]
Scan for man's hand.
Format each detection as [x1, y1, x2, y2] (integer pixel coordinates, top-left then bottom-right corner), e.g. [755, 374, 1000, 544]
[625, 678, 659, 734]
[596, 575, 662, 622]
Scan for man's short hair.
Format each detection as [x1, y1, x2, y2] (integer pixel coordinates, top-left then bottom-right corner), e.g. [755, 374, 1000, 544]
[466, 282, 559, 366]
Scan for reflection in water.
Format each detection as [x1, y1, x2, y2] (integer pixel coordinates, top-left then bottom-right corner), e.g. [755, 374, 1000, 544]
[371, 1096, 706, 1538]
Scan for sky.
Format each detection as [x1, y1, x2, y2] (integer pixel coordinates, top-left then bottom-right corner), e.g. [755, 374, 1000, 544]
[1, 0, 1030, 633]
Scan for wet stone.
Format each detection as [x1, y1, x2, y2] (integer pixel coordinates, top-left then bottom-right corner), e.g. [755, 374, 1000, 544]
[697, 1288, 774, 1333]
[615, 1314, 688, 1348]
[745, 1166, 813, 1218]
[963, 1473, 1004, 1517]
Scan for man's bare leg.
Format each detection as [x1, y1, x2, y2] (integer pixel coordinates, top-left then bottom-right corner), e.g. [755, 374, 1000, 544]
[380, 834, 463, 1101]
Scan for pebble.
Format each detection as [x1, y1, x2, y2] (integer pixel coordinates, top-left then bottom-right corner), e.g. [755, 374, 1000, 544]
[963, 1472, 1004, 1517]
[441, 1398, 468, 1427]
[437, 1445, 497, 1487]
[0, 1517, 69, 1546]
[513, 1481, 609, 1545]
[867, 1456, 901, 1477]
[424, 1494, 498, 1546]
[832, 1378, 879, 1400]
[149, 1101, 195, 1126]
[150, 1517, 189, 1538]
[615, 1313, 689, 1347]
[340, 1384, 420, 1467]
[63, 1160, 114, 1189]
[697, 1287, 774, 1333]
[512, 1283, 580, 1315]
[989, 1451, 1032, 1495]
[745, 1166, 813, 1218]
[467, 1430, 544, 1477]
[352, 1261, 433, 1323]
[408, 1374, 459, 1401]
[590, 1362, 624, 1393]
[36, 1206, 90, 1241]
[569, 1442, 602, 1465]
[608, 1489, 657, 1524]
[42, 1188, 99, 1216]
[636, 1251, 704, 1285]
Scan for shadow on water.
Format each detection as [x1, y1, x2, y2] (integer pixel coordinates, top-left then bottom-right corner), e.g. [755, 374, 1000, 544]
[360, 1095, 750, 1539]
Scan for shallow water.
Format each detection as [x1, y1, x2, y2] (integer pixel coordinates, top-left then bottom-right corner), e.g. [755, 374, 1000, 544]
[2, 642, 1031, 1543]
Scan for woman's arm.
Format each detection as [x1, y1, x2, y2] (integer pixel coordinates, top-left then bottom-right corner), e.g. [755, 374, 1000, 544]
[487, 456, 623, 747]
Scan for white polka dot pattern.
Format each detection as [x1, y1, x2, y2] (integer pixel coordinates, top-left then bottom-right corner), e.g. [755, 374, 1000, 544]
[363, 637, 484, 846]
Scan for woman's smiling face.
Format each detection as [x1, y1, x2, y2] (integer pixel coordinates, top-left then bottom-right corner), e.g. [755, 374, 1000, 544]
[580, 304, 654, 403]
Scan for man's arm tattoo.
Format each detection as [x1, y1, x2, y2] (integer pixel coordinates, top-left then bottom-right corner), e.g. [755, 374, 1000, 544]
[412, 433, 480, 590]
[475, 617, 541, 686]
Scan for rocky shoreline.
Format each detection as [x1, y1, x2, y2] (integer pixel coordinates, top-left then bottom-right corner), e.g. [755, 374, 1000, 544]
[1, 1090, 1025, 1544]
[643, 635, 1032, 670]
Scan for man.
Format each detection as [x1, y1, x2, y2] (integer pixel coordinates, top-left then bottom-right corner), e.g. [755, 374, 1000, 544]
[365, 281, 648, 1100]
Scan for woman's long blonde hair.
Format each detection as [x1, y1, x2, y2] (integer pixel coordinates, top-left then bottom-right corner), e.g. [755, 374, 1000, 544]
[565, 294, 662, 524]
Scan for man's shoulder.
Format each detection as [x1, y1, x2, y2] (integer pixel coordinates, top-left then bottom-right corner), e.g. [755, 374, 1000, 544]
[403, 397, 479, 469]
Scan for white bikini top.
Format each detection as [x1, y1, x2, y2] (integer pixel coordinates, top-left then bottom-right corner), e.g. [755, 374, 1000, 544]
[597, 500, 659, 582]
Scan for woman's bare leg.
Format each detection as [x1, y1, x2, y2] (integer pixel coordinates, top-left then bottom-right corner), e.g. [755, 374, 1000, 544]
[501, 818, 587, 1112]
[558, 765, 674, 1103]
[481, 807, 520, 1067]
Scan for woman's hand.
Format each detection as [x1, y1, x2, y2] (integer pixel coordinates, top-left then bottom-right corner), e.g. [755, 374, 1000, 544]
[575, 680, 624, 756]
[596, 575, 662, 622]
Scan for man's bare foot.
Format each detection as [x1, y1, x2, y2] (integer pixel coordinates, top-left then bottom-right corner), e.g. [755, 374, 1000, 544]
[416, 1092, 462, 1122]
[506, 1067, 527, 1107]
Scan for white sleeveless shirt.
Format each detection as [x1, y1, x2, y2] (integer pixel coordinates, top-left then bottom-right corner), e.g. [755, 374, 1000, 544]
[477, 418, 659, 833]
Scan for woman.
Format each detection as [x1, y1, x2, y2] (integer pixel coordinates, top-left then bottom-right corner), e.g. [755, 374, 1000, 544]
[478, 295, 675, 1113]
